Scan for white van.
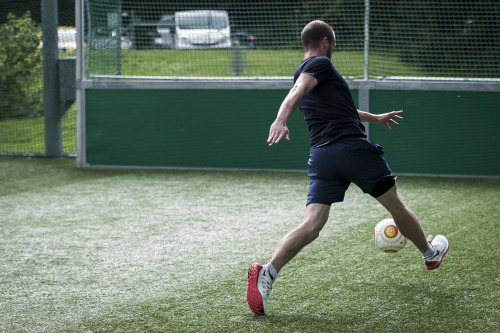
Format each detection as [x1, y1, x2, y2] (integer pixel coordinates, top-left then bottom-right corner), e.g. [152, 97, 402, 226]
[174, 10, 231, 49]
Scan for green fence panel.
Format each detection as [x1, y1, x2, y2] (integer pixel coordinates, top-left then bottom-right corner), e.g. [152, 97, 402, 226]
[369, 90, 500, 177]
[86, 89, 498, 176]
[87, 89, 358, 170]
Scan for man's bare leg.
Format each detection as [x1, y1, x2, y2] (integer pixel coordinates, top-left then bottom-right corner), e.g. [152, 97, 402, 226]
[375, 184, 430, 253]
[270, 203, 331, 273]
[247, 203, 331, 315]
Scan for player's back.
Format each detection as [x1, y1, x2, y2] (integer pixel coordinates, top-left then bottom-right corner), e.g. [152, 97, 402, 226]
[294, 56, 366, 147]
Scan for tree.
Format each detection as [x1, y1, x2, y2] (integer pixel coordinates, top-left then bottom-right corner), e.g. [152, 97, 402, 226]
[0, 13, 43, 119]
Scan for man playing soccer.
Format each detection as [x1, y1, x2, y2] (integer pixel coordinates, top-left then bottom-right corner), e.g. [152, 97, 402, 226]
[247, 20, 449, 316]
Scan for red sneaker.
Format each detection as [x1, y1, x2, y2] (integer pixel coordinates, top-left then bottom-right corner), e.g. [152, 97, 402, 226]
[247, 263, 274, 315]
[424, 235, 449, 270]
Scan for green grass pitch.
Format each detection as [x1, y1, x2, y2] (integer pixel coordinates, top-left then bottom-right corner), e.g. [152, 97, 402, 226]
[0, 158, 499, 332]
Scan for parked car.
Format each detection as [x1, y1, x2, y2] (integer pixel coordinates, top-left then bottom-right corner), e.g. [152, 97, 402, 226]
[174, 10, 231, 49]
[231, 32, 255, 48]
[87, 27, 134, 50]
[154, 14, 175, 48]
[57, 27, 76, 52]
[113, 29, 133, 50]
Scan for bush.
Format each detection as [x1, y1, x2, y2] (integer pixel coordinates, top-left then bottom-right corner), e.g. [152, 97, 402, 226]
[0, 13, 43, 120]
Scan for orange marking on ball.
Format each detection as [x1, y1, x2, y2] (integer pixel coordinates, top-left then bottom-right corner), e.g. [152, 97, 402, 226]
[384, 225, 398, 238]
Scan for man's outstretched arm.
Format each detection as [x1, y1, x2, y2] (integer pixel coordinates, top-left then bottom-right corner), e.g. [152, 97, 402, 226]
[267, 73, 318, 146]
[358, 109, 404, 130]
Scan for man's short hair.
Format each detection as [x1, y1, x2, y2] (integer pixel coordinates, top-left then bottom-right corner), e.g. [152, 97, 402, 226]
[301, 20, 335, 49]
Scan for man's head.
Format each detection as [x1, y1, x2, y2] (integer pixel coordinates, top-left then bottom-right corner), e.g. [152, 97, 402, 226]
[301, 20, 336, 59]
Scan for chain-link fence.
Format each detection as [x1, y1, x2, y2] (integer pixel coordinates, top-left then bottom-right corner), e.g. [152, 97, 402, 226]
[85, 0, 500, 80]
[0, 0, 76, 157]
[1, 0, 500, 157]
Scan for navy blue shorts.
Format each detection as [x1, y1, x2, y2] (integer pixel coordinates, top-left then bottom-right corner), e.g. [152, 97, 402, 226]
[307, 137, 395, 205]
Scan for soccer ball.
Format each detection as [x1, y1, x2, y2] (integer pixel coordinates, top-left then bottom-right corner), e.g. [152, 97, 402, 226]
[373, 218, 406, 253]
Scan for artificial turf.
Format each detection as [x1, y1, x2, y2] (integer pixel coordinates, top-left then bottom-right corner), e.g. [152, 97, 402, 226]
[0, 158, 498, 332]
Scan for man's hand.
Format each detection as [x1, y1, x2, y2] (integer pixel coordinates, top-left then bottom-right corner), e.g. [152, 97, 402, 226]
[267, 120, 290, 146]
[375, 110, 404, 130]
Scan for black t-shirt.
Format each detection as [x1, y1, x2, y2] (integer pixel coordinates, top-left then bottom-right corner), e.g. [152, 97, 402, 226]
[294, 56, 367, 147]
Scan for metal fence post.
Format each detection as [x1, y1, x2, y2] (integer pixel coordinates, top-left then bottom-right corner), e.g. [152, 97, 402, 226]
[364, 0, 370, 80]
[362, 0, 371, 137]
[233, 45, 243, 76]
[42, 0, 62, 156]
